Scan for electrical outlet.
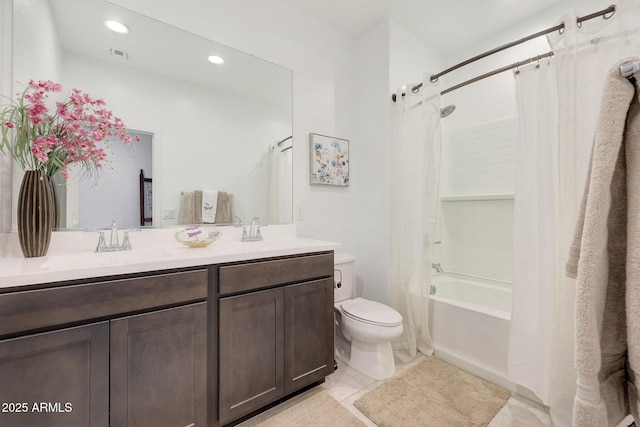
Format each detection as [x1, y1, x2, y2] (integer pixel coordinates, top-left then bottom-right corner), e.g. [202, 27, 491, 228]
[294, 205, 304, 221]
[163, 208, 175, 219]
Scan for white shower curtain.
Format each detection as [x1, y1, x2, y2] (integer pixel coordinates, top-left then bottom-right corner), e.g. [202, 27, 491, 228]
[509, 59, 558, 405]
[509, 1, 640, 425]
[389, 76, 441, 357]
[267, 144, 292, 223]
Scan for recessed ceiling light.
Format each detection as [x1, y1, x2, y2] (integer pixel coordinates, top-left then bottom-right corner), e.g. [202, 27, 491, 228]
[105, 20, 130, 35]
[207, 55, 225, 65]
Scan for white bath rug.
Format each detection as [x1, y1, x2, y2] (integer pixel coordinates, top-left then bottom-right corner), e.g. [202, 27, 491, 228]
[354, 356, 511, 427]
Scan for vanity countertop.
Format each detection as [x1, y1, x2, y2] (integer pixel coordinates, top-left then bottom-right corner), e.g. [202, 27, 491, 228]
[0, 225, 340, 290]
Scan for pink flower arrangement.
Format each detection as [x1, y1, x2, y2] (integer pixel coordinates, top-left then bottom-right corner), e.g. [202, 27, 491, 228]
[0, 79, 138, 179]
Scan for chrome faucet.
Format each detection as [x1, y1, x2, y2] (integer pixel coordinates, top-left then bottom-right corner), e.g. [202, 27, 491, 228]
[96, 219, 137, 252]
[431, 262, 444, 273]
[235, 216, 263, 242]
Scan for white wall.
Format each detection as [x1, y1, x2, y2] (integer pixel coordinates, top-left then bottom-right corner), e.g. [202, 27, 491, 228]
[389, 20, 446, 93]
[344, 22, 391, 302]
[0, 0, 12, 233]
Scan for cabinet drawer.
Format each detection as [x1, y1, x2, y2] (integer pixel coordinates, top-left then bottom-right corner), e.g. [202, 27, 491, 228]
[0, 269, 208, 337]
[219, 252, 333, 296]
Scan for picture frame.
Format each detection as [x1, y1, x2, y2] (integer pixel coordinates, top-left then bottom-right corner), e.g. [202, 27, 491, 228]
[309, 133, 350, 187]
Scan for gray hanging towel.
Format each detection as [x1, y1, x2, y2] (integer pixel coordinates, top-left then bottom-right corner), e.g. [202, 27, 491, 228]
[567, 57, 640, 426]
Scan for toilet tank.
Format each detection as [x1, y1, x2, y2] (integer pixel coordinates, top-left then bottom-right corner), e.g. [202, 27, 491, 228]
[334, 253, 356, 303]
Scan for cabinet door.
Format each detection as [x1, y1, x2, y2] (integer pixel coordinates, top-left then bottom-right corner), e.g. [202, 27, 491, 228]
[284, 278, 334, 394]
[110, 303, 207, 427]
[219, 287, 284, 425]
[0, 322, 109, 427]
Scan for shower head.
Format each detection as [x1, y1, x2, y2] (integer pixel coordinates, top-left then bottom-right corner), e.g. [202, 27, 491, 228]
[440, 105, 456, 118]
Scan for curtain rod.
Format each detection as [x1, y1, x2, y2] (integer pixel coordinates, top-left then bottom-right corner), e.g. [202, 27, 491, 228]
[441, 51, 554, 95]
[277, 135, 292, 146]
[393, 51, 554, 103]
[391, 4, 616, 102]
[430, 4, 615, 83]
[391, 51, 553, 101]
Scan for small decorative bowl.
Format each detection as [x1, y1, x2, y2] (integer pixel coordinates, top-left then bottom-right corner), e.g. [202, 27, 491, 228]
[174, 227, 220, 248]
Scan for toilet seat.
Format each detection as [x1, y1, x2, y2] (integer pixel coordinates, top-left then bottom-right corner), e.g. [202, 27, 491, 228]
[340, 298, 402, 327]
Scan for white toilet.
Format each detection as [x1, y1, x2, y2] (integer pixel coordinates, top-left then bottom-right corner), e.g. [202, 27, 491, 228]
[334, 253, 403, 380]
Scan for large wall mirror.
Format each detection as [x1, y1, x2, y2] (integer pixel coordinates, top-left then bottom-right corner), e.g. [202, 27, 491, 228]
[11, 0, 293, 229]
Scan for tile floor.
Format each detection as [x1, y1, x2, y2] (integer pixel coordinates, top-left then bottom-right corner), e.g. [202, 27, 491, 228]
[321, 350, 553, 426]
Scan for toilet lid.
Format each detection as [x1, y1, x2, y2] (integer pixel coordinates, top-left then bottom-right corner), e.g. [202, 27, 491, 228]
[340, 298, 403, 326]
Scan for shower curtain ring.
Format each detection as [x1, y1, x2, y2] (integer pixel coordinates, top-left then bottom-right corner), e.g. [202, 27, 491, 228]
[515, 62, 520, 75]
[604, 5, 616, 19]
[536, 55, 541, 68]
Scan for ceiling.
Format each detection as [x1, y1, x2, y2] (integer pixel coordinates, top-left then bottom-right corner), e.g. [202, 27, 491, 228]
[282, 0, 572, 52]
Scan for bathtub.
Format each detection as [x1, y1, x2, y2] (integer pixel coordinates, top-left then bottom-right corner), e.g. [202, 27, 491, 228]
[428, 273, 518, 393]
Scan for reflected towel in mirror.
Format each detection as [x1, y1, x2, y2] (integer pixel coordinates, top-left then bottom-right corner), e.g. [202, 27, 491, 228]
[200, 190, 218, 223]
[179, 190, 234, 225]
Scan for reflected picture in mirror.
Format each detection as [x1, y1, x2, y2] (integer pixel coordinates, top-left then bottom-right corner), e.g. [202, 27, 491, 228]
[11, 0, 293, 229]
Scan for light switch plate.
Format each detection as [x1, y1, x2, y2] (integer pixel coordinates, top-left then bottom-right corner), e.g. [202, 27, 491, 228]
[163, 208, 175, 219]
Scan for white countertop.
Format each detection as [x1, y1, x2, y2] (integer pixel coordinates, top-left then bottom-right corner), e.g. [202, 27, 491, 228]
[0, 225, 340, 289]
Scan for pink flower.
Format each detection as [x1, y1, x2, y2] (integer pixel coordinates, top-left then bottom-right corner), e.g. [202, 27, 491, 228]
[1, 80, 136, 179]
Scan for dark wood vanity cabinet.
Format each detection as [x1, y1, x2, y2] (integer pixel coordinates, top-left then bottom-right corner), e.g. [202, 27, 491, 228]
[218, 252, 335, 425]
[110, 302, 208, 427]
[0, 250, 335, 427]
[284, 278, 335, 394]
[0, 268, 208, 427]
[219, 287, 285, 424]
[0, 322, 110, 427]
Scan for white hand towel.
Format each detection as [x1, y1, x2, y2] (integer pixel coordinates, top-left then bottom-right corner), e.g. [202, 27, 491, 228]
[201, 190, 218, 223]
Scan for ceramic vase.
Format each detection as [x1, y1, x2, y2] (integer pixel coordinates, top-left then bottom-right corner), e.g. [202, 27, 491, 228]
[45, 175, 60, 230]
[17, 170, 54, 257]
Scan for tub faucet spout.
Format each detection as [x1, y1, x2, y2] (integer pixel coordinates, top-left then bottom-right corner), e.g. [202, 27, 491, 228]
[431, 262, 444, 273]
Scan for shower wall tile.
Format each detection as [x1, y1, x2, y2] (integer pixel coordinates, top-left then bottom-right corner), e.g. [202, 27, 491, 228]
[435, 199, 514, 282]
[436, 118, 517, 283]
[440, 117, 517, 198]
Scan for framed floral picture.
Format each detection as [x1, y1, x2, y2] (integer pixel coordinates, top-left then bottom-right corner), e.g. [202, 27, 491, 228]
[309, 133, 350, 186]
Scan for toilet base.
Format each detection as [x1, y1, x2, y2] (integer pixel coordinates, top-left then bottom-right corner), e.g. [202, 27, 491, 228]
[345, 339, 396, 380]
